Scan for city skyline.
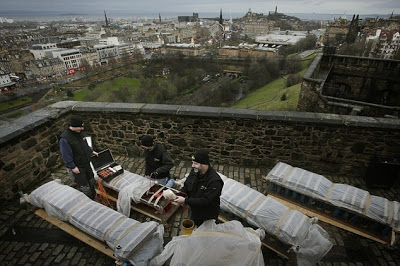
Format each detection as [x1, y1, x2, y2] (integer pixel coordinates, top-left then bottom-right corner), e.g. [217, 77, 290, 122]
[1, 0, 399, 16]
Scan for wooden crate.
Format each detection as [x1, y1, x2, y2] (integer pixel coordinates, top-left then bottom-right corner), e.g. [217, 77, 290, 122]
[95, 183, 181, 224]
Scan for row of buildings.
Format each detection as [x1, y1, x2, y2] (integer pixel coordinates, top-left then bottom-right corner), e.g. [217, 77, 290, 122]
[0, 10, 312, 90]
[0, 10, 399, 92]
[324, 14, 400, 59]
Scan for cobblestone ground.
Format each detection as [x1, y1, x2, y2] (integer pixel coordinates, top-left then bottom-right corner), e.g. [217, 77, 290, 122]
[0, 155, 399, 265]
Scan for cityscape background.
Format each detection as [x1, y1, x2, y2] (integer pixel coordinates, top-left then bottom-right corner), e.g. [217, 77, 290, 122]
[1, 0, 399, 19]
[0, 1, 400, 265]
[0, 10, 396, 22]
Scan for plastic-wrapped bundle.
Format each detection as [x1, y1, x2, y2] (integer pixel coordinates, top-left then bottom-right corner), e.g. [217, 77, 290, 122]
[265, 162, 400, 232]
[28, 180, 164, 265]
[267, 161, 332, 201]
[103, 171, 153, 216]
[150, 220, 265, 266]
[28, 179, 89, 221]
[367, 196, 399, 228]
[220, 175, 332, 266]
[106, 171, 153, 203]
[328, 184, 369, 212]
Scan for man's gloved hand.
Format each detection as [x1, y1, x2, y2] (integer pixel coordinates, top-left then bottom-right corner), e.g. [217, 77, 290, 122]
[151, 171, 159, 178]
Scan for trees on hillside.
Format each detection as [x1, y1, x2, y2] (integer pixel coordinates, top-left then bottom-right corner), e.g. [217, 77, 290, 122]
[247, 59, 280, 91]
[134, 77, 177, 104]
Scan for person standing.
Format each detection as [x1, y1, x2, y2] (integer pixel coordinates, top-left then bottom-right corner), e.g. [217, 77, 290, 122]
[59, 115, 98, 198]
[140, 135, 175, 187]
[174, 149, 224, 227]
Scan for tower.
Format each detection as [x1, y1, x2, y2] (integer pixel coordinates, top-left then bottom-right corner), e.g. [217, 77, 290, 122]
[104, 10, 110, 37]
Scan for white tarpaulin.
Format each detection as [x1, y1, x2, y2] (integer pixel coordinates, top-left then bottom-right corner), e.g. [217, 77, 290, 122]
[103, 171, 154, 217]
[219, 174, 332, 266]
[150, 220, 265, 266]
[266, 162, 400, 232]
[27, 180, 164, 266]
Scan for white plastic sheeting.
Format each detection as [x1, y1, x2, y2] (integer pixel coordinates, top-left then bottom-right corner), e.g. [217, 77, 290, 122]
[219, 174, 332, 266]
[27, 180, 164, 266]
[150, 220, 265, 266]
[266, 162, 400, 232]
[104, 171, 154, 217]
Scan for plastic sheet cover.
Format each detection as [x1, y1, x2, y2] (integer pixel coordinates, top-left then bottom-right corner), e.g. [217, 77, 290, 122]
[28, 180, 164, 265]
[220, 174, 333, 266]
[266, 162, 400, 232]
[103, 171, 154, 217]
[150, 220, 265, 266]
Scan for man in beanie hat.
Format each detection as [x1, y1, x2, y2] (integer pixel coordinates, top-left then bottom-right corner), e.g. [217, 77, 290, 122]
[59, 115, 98, 198]
[174, 149, 223, 227]
[140, 135, 175, 187]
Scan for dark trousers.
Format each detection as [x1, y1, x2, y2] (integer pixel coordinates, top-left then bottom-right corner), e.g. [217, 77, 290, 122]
[72, 165, 95, 199]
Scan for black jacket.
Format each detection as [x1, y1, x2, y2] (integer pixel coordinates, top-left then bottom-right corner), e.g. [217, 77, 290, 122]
[60, 127, 92, 169]
[181, 167, 224, 226]
[144, 142, 174, 178]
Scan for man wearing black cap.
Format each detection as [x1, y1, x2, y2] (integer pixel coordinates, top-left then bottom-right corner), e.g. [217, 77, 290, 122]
[174, 149, 224, 227]
[140, 135, 175, 187]
[60, 115, 98, 198]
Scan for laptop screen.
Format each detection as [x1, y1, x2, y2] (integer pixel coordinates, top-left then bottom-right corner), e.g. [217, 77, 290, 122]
[91, 149, 114, 170]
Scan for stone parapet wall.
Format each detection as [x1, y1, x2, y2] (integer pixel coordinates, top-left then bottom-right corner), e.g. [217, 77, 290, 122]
[1, 101, 400, 200]
[299, 54, 400, 117]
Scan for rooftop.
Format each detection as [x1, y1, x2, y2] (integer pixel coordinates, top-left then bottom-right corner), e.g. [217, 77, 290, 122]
[1, 154, 399, 265]
[0, 101, 399, 265]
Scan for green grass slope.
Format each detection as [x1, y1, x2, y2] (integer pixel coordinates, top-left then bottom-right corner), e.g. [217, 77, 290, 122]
[73, 77, 140, 101]
[232, 53, 317, 111]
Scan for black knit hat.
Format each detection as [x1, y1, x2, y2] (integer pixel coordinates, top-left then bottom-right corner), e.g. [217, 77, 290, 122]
[141, 135, 154, 147]
[69, 115, 83, 127]
[192, 149, 210, 165]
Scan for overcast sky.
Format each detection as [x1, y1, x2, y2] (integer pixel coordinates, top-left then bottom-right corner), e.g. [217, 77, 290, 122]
[2, 0, 399, 15]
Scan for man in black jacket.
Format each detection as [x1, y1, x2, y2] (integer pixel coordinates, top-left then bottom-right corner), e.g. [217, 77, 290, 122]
[59, 115, 98, 198]
[141, 135, 175, 187]
[174, 149, 224, 227]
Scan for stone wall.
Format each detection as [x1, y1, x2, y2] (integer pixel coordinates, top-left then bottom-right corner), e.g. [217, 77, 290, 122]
[1, 101, 400, 200]
[298, 53, 400, 117]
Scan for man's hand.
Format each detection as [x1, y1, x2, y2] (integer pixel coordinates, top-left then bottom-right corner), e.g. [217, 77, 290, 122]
[72, 167, 80, 174]
[173, 196, 185, 204]
[151, 171, 159, 178]
[92, 151, 99, 156]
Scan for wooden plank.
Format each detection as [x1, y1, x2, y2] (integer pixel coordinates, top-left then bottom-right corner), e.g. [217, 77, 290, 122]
[268, 194, 393, 245]
[218, 214, 293, 261]
[161, 203, 181, 222]
[34, 209, 116, 259]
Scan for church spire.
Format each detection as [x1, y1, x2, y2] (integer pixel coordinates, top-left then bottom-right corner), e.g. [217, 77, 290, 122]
[104, 10, 110, 37]
[104, 10, 109, 27]
[219, 9, 223, 25]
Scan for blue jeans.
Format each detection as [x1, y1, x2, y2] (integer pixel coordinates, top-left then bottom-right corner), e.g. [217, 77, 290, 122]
[156, 177, 175, 188]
